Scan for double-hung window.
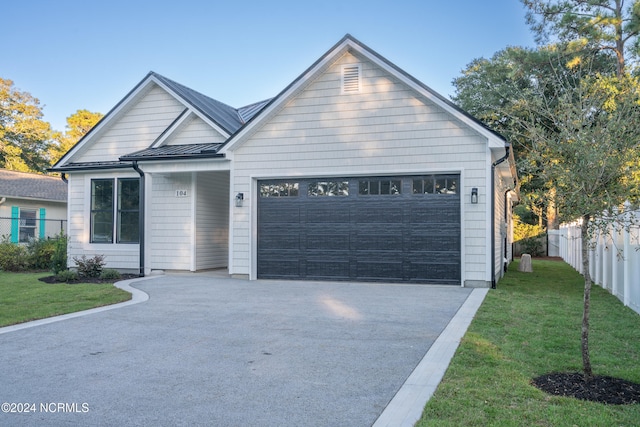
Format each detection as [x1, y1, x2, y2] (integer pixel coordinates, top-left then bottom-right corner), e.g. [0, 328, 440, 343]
[91, 178, 140, 243]
[19, 209, 37, 242]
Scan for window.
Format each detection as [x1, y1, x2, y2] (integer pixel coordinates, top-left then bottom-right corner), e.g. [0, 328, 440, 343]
[413, 175, 458, 195]
[117, 179, 140, 243]
[260, 182, 299, 197]
[19, 209, 36, 242]
[358, 179, 401, 195]
[91, 178, 139, 243]
[308, 181, 349, 196]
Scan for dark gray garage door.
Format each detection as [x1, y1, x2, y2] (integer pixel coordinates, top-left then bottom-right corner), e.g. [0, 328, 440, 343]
[257, 175, 460, 284]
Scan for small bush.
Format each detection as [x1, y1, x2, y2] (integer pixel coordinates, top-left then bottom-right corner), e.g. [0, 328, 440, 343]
[0, 239, 29, 271]
[50, 234, 68, 275]
[55, 269, 79, 283]
[27, 238, 58, 270]
[99, 269, 121, 280]
[73, 255, 106, 278]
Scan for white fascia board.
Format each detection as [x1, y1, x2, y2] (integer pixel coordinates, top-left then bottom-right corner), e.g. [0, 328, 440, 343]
[134, 158, 231, 174]
[150, 109, 193, 148]
[53, 76, 157, 167]
[149, 76, 231, 139]
[349, 43, 506, 150]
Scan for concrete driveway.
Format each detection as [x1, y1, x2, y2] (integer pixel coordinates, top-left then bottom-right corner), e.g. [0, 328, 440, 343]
[0, 273, 485, 427]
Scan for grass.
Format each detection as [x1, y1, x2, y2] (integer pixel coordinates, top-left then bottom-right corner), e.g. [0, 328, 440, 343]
[0, 271, 132, 327]
[418, 259, 640, 427]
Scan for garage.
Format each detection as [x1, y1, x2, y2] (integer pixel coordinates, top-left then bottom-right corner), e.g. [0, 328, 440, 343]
[257, 175, 461, 284]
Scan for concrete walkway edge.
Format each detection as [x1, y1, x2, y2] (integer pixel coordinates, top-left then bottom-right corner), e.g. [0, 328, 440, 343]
[372, 288, 489, 427]
[0, 276, 151, 335]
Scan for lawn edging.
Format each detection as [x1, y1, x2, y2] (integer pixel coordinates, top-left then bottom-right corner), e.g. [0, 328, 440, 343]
[374, 288, 489, 427]
[0, 276, 152, 335]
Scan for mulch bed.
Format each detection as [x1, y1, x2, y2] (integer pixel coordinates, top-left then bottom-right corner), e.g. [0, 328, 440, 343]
[38, 274, 139, 284]
[532, 372, 640, 405]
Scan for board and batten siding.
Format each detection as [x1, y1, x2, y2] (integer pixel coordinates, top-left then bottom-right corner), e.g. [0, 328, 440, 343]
[66, 172, 141, 271]
[149, 173, 194, 271]
[228, 51, 491, 284]
[195, 171, 229, 270]
[72, 85, 186, 163]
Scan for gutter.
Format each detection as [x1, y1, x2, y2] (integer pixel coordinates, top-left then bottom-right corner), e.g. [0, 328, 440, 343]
[491, 145, 510, 289]
[132, 161, 145, 277]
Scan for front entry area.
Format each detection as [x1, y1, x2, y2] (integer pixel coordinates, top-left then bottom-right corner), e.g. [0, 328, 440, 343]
[257, 175, 461, 284]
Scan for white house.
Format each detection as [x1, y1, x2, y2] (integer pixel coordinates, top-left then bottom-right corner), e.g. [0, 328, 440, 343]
[51, 34, 518, 287]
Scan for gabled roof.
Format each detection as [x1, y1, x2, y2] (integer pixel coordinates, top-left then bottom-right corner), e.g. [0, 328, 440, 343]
[0, 169, 67, 202]
[51, 34, 509, 172]
[151, 73, 243, 135]
[219, 34, 507, 153]
[51, 72, 267, 171]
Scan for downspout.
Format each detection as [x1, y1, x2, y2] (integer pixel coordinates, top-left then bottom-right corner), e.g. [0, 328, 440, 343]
[132, 161, 145, 277]
[491, 145, 510, 289]
[60, 173, 68, 184]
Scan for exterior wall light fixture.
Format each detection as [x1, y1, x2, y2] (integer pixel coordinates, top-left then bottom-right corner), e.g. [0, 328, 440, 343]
[471, 188, 478, 204]
[235, 192, 244, 207]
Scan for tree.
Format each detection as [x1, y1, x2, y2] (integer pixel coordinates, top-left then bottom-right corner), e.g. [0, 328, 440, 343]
[522, 0, 640, 77]
[0, 77, 54, 173]
[50, 109, 103, 165]
[452, 46, 614, 228]
[516, 63, 640, 380]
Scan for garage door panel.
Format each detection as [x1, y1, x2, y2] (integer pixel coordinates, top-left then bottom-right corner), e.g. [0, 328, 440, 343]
[260, 206, 301, 222]
[306, 259, 351, 278]
[356, 261, 404, 281]
[258, 254, 301, 279]
[409, 261, 460, 283]
[306, 206, 351, 222]
[353, 206, 403, 223]
[257, 176, 460, 284]
[306, 233, 350, 250]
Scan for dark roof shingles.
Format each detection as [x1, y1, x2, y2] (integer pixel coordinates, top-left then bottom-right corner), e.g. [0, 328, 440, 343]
[0, 169, 67, 201]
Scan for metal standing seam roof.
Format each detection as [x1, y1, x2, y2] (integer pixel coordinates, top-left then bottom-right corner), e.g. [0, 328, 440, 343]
[0, 169, 67, 201]
[120, 143, 224, 161]
[151, 73, 245, 135]
[53, 35, 507, 171]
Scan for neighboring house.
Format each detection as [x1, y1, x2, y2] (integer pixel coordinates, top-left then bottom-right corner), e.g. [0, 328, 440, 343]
[0, 169, 68, 242]
[51, 34, 518, 287]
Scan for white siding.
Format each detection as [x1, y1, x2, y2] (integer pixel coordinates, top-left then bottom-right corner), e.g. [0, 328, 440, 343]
[67, 172, 141, 271]
[195, 172, 229, 269]
[149, 173, 194, 270]
[494, 165, 514, 283]
[229, 52, 490, 284]
[73, 85, 185, 163]
[166, 116, 227, 146]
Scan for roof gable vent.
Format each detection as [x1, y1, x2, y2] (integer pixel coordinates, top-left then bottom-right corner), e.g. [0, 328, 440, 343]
[341, 64, 361, 94]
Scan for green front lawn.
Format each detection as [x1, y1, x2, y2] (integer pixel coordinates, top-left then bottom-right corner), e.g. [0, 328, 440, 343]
[0, 271, 132, 327]
[418, 259, 640, 426]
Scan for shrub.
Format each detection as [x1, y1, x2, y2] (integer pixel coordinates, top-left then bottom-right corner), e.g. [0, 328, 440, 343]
[27, 238, 58, 270]
[73, 255, 106, 278]
[99, 269, 121, 280]
[0, 239, 29, 271]
[50, 234, 68, 275]
[520, 236, 546, 257]
[55, 269, 79, 283]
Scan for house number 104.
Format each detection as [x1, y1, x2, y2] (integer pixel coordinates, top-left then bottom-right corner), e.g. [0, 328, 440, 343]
[176, 190, 188, 197]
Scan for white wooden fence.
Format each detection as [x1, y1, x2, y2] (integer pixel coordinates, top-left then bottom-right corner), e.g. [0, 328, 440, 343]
[559, 209, 640, 316]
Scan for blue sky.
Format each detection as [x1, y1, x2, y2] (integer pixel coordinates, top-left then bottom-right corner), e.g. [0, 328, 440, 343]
[5, 0, 536, 133]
